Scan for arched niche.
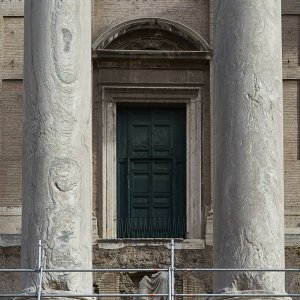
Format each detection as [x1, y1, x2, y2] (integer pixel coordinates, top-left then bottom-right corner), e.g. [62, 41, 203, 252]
[92, 18, 211, 52]
[92, 18, 211, 241]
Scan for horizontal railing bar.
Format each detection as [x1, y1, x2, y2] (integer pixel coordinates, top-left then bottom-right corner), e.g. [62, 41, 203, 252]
[176, 294, 299, 298]
[0, 269, 35, 273]
[44, 268, 168, 273]
[1, 268, 300, 273]
[40, 294, 168, 298]
[1, 268, 299, 273]
[0, 294, 36, 298]
[177, 268, 300, 272]
[2, 294, 300, 298]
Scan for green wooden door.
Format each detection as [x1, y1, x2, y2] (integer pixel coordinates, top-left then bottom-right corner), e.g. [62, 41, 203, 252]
[117, 107, 186, 238]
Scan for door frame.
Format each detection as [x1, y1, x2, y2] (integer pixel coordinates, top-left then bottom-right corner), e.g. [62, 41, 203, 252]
[98, 86, 202, 239]
[117, 107, 187, 238]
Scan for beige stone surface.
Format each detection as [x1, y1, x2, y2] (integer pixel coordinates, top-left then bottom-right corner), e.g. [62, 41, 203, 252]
[282, 0, 300, 15]
[92, 0, 210, 43]
[213, 0, 285, 293]
[22, 0, 93, 294]
[2, 17, 24, 79]
[0, 80, 22, 160]
[0, 247, 21, 295]
[0, 160, 21, 207]
[0, 0, 24, 16]
[282, 15, 300, 67]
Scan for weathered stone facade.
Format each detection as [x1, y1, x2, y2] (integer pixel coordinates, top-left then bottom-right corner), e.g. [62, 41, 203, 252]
[0, 0, 300, 296]
[213, 0, 286, 295]
[1, 244, 300, 297]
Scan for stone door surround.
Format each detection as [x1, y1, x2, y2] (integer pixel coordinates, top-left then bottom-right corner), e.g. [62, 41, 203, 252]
[98, 86, 202, 239]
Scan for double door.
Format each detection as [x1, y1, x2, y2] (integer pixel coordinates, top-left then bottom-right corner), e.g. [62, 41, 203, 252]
[117, 106, 186, 238]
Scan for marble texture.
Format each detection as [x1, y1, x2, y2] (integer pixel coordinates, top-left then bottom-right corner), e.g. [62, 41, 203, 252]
[22, 0, 92, 294]
[213, 0, 286, 294]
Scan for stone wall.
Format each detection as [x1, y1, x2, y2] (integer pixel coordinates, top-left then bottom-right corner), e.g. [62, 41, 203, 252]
[0, 247, 21, 296]
[91, 0, 210, 44]
[0, 0, 299, 297]
[1, 245, 300, 298]
[0, 1, 24, 236]
[0, 0, 299, 243]
[282, 4, 300, 231]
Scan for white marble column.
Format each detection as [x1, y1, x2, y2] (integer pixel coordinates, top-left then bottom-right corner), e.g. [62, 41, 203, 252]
[213, 0, 286, 295]
[22, 0, 92, 294]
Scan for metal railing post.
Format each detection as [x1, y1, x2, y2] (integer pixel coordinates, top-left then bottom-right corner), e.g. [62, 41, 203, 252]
[2, 240, 300, 298]
[37, 240, 43, 300]
[168, 267, 172, 300]
[170, 239, 175, 300]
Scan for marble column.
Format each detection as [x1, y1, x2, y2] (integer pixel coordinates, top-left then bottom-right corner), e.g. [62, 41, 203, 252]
[22, 0, 92, 294]
[213, 0, 286, 295]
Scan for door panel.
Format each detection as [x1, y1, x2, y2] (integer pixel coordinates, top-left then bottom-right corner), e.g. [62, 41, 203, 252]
[132, 125, 150, 148]
[117, 106, 186, 238]
[129, 112, 151, 157]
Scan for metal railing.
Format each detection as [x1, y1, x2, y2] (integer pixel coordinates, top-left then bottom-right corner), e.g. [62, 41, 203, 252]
[1, 239, 300, 298]
[117, 217, 186, 238]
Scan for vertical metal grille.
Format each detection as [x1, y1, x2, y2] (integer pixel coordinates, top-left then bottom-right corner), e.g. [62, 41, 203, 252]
[117, 217, 186, 238]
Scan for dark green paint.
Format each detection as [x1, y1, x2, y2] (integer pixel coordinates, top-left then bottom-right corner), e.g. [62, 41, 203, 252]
[117, 107, 186, 238]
